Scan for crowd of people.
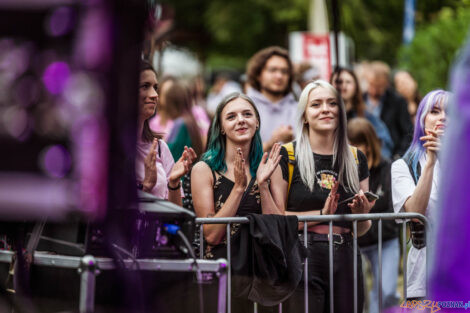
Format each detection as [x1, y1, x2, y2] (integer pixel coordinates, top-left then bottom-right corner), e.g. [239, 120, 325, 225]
[136, 45, 447, 313]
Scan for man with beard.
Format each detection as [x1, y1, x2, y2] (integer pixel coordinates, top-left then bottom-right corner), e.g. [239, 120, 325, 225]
[246, 46, 297, 151]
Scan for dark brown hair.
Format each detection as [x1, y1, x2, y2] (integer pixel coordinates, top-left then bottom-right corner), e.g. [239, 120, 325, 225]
[347, 117, 381, 168]
[164, 79, 204, 156]
[331, 67, 366, 118]
[140, 61, 163, 142]
[246, 46, 293, 95]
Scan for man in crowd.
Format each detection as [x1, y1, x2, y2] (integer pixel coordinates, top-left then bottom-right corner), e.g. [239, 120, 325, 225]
[365, 61, 413, 158]
[246, 46, 297, 151]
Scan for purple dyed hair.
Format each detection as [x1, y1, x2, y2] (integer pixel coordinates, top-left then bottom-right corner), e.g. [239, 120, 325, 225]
[403, 89, 450, 179]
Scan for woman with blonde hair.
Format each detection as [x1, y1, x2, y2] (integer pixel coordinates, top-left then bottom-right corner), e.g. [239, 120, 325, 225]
[281, 80, 374, 313]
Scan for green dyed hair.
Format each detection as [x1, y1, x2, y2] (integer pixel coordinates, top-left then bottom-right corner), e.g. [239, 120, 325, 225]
[202, 92, 263, 177]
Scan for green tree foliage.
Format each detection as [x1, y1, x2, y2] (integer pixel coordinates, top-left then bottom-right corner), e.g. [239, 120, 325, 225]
[332, 0, 404, 65]
[331, 0, 463, 65]
[164, 0, 309, 70]
[161, 0, 467, 74]
[398, 3, 470, 94]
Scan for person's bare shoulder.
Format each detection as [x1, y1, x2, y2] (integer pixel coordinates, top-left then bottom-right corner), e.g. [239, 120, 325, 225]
[191, 161, 212, 182]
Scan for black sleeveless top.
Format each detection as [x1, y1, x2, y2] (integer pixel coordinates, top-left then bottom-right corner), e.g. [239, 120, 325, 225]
[212, 170, 262, 216]
[204, 164, 262, 259]
[279, 143, 369, 229]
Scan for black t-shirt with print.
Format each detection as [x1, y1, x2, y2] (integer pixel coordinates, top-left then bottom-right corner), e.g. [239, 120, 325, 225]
[280, 142, 369, 229]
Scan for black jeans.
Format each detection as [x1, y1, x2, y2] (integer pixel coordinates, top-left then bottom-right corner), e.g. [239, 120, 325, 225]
[283, 234, 364, 313]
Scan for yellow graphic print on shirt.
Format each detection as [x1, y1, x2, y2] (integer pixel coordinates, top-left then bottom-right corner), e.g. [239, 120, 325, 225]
[317, 173, 336, 190]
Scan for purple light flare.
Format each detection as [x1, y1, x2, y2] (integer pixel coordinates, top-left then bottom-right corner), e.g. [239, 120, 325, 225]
[46, 6, 76, 37]
[40, 144, 72, 178]
[2, 106, 30, 141]
[42, 61, 70, 95]
[429, 35, 470, 301]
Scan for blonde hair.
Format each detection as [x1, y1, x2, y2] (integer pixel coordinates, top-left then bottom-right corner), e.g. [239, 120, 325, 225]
[295, 80, 359, 193]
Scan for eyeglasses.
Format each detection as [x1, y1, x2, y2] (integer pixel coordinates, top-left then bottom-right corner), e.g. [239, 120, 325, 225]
[264, 67, 289, 75]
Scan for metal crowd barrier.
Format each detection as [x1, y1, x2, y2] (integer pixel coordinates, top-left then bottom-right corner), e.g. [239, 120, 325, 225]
[0, 251, 228, 313]
[196, 212, 430, 313]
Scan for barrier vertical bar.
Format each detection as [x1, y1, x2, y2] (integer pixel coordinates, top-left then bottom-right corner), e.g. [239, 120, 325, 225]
[353, 220, 358, 313]
[200, 223, 204, 259]
[78, 255, 97, 313]
[402, 221, 407, 300]
[218, 262, 228, 313]
[254, 302, 258, 313]
[278, 303, 282, 313]
[378, 219, 383, 313]
[329, 221, 334, 313]
[424, 218, 430, 298]
[226, 223, 231, 313]
[304, 221, 308, 313]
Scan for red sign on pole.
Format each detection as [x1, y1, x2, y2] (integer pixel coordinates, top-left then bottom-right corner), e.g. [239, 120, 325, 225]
[301, 34, 331, 81]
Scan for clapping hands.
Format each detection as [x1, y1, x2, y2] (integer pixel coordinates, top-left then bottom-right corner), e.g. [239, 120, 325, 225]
[256, 142, 282, 186]
[322, 181, 340, 215]
[142, 139, 159, 192]
[169, 146, 197, 186]
[234, 148, 247, 191]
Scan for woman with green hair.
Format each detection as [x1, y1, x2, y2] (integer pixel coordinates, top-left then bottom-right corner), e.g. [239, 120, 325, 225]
[191, 92, 285, 252]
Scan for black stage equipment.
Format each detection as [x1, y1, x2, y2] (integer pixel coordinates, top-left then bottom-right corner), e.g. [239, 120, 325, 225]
[85, 190, 196, 259]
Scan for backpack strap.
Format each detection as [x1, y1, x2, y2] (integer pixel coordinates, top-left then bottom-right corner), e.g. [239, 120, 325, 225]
[282, 144, 358, 197]
[403, 155, 421, 185]
[402, 155, 425, 249]
[349, 146, 359, 165]
[282, 142, 295, 196]
[283, 144, 358, 193]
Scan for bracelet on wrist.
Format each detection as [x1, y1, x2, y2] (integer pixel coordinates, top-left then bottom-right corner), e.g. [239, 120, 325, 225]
[167, 181, 181, 190]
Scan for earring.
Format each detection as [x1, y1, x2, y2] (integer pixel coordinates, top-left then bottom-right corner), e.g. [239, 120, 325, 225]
[256, 125, 259, 129]
[221, 129, 225, 135]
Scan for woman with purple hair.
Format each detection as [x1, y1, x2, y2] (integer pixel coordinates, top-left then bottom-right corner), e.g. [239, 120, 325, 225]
[391, 89, 450, 300]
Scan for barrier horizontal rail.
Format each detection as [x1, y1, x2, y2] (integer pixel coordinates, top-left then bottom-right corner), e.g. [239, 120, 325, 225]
[0, 251, 228, 313]
[196, 212, 429, 224]
[196, 212, 430, 313]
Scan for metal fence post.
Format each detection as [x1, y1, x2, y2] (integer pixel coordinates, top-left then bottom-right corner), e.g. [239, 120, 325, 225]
[378, 218, 383, 313]
[78, 255, 98, 313]
[217, 259, 228, 313]
[424, 218, 430, 298]
[402, 220, 407, 300]
[200, 224, 204, 259]
[329, 221, 334, 313]
[226, 223, 231, 313]
[304, 221, 308, 313]
[353, 220, 358, 313]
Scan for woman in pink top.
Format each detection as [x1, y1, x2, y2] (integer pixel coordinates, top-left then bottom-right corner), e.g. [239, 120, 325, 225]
[150, 76, 210, 146]
[136, 61, 197, 205]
